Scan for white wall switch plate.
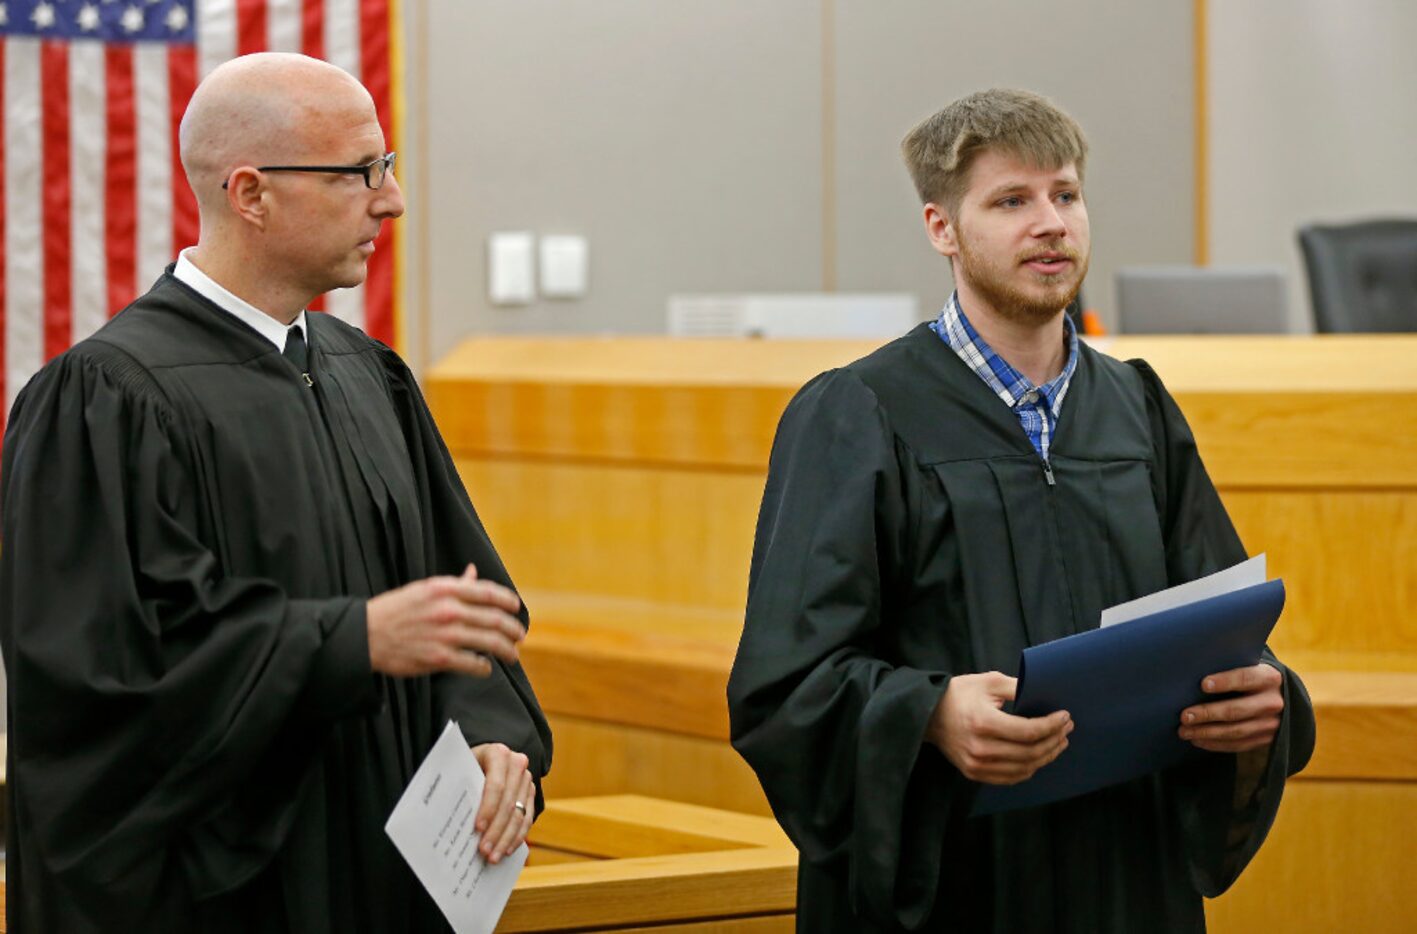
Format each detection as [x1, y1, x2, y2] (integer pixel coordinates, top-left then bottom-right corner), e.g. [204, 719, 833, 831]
[488, 232, 536, 305]
[539, 235, 588, 298]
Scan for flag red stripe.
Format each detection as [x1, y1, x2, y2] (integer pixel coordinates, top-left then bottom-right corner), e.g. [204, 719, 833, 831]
[298, 0, 331, 316]
[41, 41, 73, 363]
[361, 0, 394, 345]
[0, 40, 8, 430]
[104, 46, 136, 318]
[236, 0, 269, 57]
[168, 46, 199, 258]
[302, 0, 325, 60]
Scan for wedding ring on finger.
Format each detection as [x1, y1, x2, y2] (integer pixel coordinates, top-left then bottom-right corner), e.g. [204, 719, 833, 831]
[513, 800, 527, 815]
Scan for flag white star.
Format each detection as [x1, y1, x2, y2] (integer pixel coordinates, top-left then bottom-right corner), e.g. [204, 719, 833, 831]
[165, 4, 188, 31]
[120, 3, 144, 32]
[76, 3, 101, 31]
[0, 4, 9, 28]
[31, 1, 57, 29]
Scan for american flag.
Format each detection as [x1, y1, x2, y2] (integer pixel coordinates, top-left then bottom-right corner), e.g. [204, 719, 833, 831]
[0, 0, 401, 418]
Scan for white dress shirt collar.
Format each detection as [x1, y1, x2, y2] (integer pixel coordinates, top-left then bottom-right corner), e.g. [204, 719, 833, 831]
[173, 248, 307, 353]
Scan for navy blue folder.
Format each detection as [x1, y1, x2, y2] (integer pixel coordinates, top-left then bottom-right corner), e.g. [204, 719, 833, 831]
[971, 578, 1285, 816]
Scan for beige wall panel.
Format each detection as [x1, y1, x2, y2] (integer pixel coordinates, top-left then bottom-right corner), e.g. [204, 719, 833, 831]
[423, 0, 823, 343]
[1205, 780, 1417, 934]
[1208, 2, 1417, 331]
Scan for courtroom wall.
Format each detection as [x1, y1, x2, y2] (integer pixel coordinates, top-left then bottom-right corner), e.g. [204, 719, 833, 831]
[402, 1, 1417, 364]
[418, 0, 823, 349]
[1208, 0, 1417, 332]
[404, 1, 1194, 365]
[830, 2, 1193, 333]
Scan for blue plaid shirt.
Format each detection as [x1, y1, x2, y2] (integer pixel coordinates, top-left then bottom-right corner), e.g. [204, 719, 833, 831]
[929, 293, 1079, 462]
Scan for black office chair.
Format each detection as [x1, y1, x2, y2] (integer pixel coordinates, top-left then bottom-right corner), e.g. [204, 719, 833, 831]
[1297, 219, 1417, 332]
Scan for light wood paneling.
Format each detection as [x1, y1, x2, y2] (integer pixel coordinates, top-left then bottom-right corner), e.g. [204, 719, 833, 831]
[539, 715, 771, 818]
[504, 795, 795, 933]
[442, 337, 1417, 650]
[520, 595, 1417, 779]
[427, 334, 1416, 930]
[1222, 490, 1417, 656]
[525, 847, 594, 867]
[531, 795, 786, 859]
[600, 918, 793, 934]
[533, 667, 1415, 806]
[461, 460, 760, 610]
[472, 461, 1417, 654]
[1301, 671, 1417, 780]
[433, 335, 1417, 487]
[1205, 780, 1417, 934]
[522, 608, 737, 740]
[502, 848, 795, 934]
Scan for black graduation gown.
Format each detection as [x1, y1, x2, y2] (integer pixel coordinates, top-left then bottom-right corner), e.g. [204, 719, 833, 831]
[726, 323, 1315, 933]
[0, 271, 553, 933]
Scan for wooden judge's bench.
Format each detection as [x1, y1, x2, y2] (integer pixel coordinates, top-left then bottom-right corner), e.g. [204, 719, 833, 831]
[425, 332, 1417, 933]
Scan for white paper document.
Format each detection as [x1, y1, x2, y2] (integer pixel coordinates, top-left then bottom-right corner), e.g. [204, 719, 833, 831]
[1099, 554, 1267, 627]
[384, 720, 527, 934]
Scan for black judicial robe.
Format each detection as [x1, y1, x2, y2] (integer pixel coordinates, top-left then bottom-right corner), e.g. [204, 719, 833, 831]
[727, 323, 1315, 933]
[0, 271, 552, 933]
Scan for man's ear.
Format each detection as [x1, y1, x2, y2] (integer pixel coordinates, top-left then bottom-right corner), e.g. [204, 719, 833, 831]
[923, 203, 958, 259]
[225, 168, 269, 231]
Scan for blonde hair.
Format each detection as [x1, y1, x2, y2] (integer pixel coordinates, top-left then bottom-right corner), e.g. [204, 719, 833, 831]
[901, 89, 1088, 220]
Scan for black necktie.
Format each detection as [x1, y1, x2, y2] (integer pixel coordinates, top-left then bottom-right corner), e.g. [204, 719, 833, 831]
[283, 325, 309, 374]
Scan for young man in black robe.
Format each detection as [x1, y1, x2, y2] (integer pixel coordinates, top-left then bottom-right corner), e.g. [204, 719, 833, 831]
[0, 53, 551, 933]
[727, 89, 1314, 932]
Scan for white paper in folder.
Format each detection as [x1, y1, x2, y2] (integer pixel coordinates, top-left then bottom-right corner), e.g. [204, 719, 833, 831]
[384, 720, 527, 934]
[1099, 554, 1267, 628]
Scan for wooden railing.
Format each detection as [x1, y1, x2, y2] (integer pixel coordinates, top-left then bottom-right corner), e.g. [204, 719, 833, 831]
[508, 795, 796, 932]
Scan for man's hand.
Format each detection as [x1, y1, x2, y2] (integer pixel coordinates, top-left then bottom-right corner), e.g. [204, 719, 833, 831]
[926, 671, 1072, 785]
[471, 742, 536, 864]
[1179, 663, 1284, 753]
[366, 564, 525, 678]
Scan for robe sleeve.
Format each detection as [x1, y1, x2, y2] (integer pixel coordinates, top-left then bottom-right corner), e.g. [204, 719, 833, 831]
[375, 348, 554, 814]
[1130, 359, 1316, 895]
[0, 345, 376, 906]
[727, 369, 958, 929]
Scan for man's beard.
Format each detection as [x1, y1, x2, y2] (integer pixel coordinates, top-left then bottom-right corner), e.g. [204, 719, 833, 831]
[956, 230, 1090, 326]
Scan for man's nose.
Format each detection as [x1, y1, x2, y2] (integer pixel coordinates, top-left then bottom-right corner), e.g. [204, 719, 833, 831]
[374, 171, 406, 220]
[1030, 200, 1067, 239]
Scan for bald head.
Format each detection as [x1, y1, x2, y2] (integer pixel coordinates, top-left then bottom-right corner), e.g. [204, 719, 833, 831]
[179, 52, 374, 210]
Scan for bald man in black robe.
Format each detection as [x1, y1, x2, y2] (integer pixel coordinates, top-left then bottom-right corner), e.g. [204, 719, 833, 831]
[728, 89, 1313, 933]
[1, 53, 550, 933]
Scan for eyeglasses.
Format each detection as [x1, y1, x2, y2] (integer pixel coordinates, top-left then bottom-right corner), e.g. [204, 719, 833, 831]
[221, 152, 397, 190]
